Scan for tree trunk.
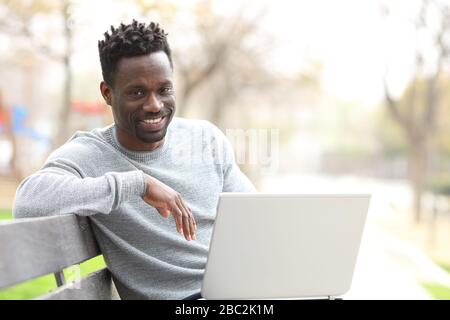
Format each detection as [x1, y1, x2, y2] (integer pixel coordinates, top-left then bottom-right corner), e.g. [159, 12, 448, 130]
[10, 134, 20, 179]
[55, 1, 72, 147]
[409, 139, 427, 224]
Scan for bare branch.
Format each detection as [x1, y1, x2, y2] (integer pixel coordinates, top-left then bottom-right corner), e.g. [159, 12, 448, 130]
[22, 24, 65, 61]
[423, 7, 450, 133]
[423, 3, 450, 132]
[382, 72, 414, 138]
[0, 0, 64, 61]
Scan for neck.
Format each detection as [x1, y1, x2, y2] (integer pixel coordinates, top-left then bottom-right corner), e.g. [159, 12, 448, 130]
[115, 125, 164, 152]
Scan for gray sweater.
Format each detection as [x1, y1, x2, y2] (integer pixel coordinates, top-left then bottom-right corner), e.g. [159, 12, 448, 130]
[13, 117, 255, 299]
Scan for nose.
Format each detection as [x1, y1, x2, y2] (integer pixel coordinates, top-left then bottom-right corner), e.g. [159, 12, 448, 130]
[143, 92, 163, 113]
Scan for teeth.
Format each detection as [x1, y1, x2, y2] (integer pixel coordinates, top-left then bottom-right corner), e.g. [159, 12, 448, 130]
[143, 117, 163, 124]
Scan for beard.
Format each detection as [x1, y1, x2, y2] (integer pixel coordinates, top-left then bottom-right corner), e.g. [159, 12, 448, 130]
[133, 109, 174, 144]
[135, 124, 169, 143]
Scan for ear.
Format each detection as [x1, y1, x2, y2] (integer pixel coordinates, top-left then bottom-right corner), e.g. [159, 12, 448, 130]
[100, 81, 113, 106]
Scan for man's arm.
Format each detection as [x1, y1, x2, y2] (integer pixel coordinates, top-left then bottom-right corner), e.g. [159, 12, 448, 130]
[13, 158, 145, 218]
[13, 158, 197, 240]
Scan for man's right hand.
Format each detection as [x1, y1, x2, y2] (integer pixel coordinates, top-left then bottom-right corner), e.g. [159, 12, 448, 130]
[142, 174, 196, 241]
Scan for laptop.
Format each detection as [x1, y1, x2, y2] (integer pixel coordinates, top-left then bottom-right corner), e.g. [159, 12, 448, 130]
[201, 193, 370, 300]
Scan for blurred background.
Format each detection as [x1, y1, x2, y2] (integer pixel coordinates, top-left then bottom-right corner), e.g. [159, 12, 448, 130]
[0, 0, 449, 300]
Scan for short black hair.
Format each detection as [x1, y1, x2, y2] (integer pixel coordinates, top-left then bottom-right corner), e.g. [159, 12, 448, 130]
[98, 20, 173, 86]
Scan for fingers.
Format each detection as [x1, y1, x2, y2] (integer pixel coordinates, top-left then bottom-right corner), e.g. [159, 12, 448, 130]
[143, 176, 196, 241]
[170, 205, 184, 235]
[173, 197, 196, 241]
[158, 206, 185, 237]
[170, 203, 190, 241]
[179, 199, 196, 240]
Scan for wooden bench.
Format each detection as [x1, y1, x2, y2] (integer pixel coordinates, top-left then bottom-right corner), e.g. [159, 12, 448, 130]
[0, 215, 120, 300]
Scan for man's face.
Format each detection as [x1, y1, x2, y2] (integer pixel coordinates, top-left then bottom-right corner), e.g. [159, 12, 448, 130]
[101, 51, 175, 150]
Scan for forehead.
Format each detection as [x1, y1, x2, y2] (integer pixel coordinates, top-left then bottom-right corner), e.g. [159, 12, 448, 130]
[114, 51, 172, 86]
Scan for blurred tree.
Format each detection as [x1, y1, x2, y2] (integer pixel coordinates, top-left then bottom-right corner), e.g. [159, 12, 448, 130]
[378, 76, 450, 158]
[131, 0, 177, 21]
[380, 0, 450, 223]
[376, 105, 409, 158]
[179, 1, 275, 189]
[0, 0, 76, 147]
[169, 0, 271, 124]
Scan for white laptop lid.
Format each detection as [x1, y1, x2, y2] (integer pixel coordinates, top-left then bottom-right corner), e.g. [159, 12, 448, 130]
[201, 193, 370, 300]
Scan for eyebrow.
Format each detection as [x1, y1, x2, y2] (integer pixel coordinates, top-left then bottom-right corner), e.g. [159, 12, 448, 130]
[124, 80, 173, 90]
[159, 81, 173, 87]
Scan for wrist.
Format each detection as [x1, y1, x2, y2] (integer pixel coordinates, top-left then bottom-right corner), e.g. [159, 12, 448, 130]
[143, 173, 152, 197]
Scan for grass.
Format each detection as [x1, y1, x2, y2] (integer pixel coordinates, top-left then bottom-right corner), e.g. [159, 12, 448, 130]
[422, 262, 450, 300]
[0, 209, 12, 220]
[0, 209, 107, 300]
[423, 283, 450, 300]
[0, 274, 57, 300]
[0, 256, 106, 300]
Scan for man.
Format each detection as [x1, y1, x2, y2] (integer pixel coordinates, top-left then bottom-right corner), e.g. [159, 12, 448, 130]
[13, 20, 255, 300]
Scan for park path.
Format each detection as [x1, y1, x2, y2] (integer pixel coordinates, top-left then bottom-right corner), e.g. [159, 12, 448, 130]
[260, 173, 450, 300]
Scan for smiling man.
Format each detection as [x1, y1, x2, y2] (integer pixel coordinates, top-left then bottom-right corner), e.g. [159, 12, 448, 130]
[12, 20, 255, 300]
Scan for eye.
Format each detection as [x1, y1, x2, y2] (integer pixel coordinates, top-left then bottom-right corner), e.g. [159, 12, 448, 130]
[160, 87, 173, 95]
[130, 88, 145, 98]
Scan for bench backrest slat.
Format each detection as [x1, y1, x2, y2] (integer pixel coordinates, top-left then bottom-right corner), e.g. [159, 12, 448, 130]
[38, 268, 120, 300]
[0, 215, 101, 289]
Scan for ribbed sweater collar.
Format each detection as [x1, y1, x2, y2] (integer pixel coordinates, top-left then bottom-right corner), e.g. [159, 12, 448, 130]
[104, 124, 172, 162]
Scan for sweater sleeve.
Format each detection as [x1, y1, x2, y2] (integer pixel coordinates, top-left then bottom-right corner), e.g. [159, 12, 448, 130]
[12, 157, 146, 218]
